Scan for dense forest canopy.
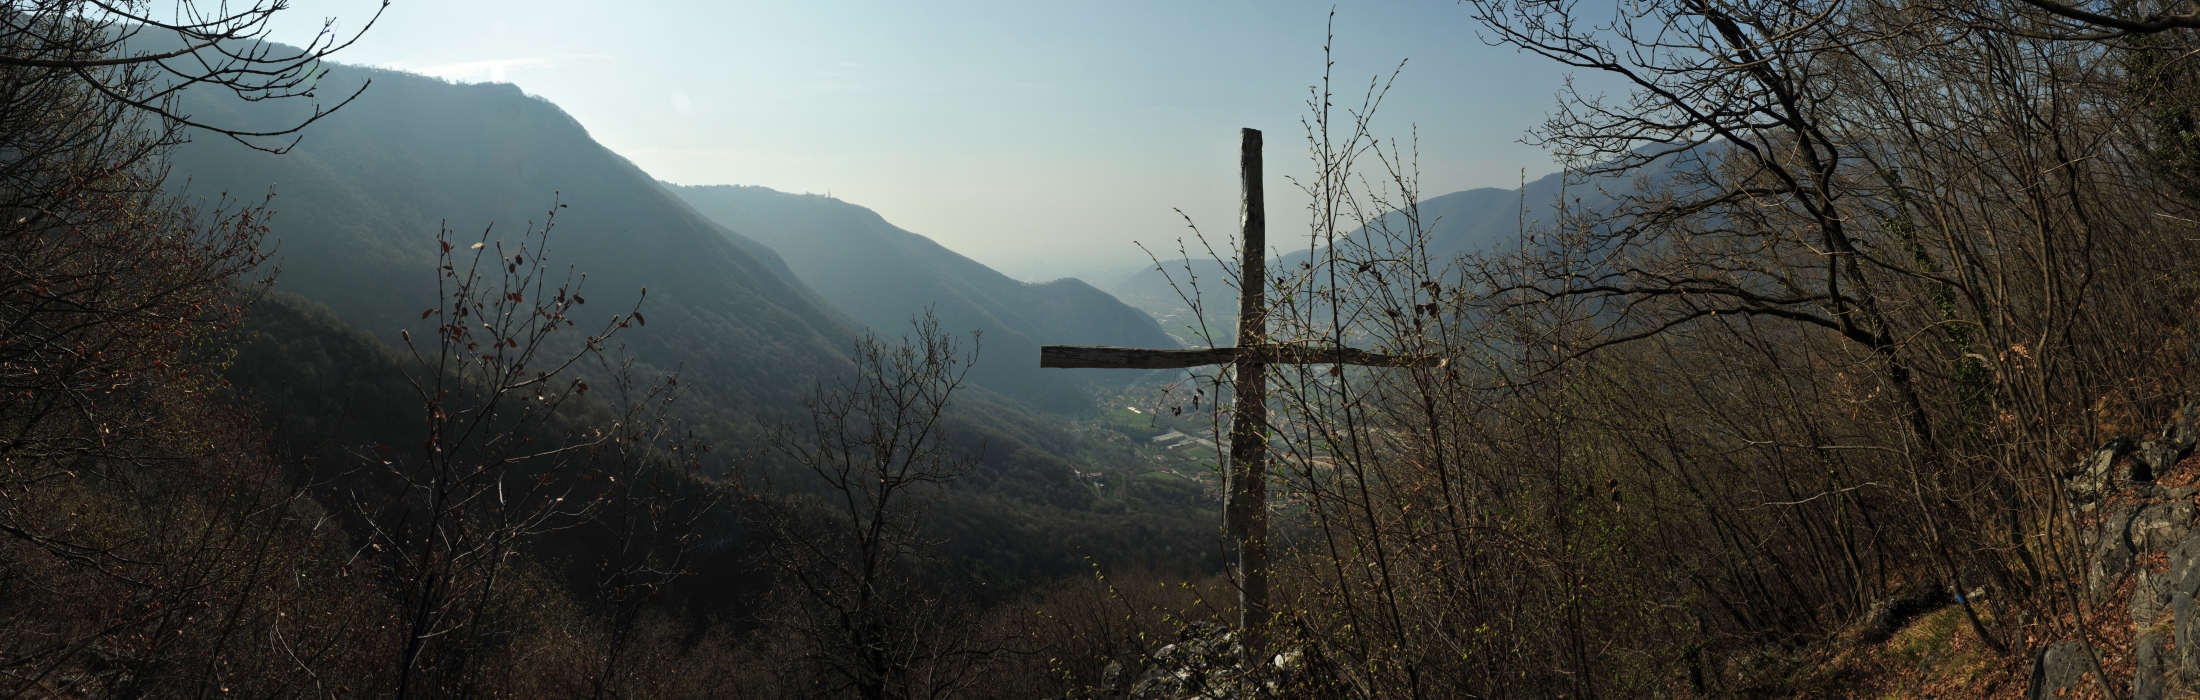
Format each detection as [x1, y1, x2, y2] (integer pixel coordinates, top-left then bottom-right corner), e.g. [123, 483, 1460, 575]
[5, 0, 2200, 697]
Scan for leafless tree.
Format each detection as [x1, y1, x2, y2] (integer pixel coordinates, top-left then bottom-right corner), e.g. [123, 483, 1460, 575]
[1125, 2, 2200, 694]
[1, 0, 386, 152]
[2, 0, 381, 483]
[754, 314, 998, 700]
[0, 1, 395, 692]
[364, 199, 665, 697]
[2009, 0, 2200, 37]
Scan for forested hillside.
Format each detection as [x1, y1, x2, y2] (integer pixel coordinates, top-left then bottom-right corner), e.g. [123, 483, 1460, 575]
[1108, 162, 1656, 342]
[163, 65, 853, 431]
[0, 7, 1213, 693]
[11, 1, 2200, 697]
[1109, 176, 1564, 319]
[670, 184, 1176, 412]
[158, 53, 1224, 549]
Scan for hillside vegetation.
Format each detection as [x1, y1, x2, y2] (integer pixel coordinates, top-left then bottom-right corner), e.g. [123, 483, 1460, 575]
[158, 54, 1229, 585]
[670, 184, 1177, 413]
[8, 1, 2200, 698]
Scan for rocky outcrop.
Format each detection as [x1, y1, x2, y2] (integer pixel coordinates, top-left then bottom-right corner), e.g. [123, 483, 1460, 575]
[2034, 407, 2200, 698]
[2031, 640, 2098, 700]
[1101, 622, 1345, 699]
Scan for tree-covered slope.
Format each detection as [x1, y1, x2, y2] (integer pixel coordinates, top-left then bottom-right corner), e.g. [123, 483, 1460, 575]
[670, 184, 1177, 412]
[158, 62, 1219, 591]
[1107, 165, 1629, 337]
[165, 67, 855, 437]
[1110, 178, 1554, 302]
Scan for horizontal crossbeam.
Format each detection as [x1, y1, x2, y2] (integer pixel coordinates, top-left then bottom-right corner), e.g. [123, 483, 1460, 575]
[1039, 343, 1443, 370]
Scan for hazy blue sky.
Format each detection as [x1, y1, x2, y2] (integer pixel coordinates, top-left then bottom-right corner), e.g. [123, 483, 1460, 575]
[272, 1, 1595, 282]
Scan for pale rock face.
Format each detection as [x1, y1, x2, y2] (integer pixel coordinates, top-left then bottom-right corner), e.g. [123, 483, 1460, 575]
[2038, 402, 2200, 699]
[1110, 621, 1342, 699]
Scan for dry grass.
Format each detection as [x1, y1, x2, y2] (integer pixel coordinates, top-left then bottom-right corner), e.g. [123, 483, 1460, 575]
[1793, 606, 2025, 698]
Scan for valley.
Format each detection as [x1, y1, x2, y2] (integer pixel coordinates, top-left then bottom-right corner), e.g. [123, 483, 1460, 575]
[8, 2, 2200, 697]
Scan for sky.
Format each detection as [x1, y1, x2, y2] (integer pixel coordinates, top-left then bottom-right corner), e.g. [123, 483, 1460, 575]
[267, 1, 1595, 283]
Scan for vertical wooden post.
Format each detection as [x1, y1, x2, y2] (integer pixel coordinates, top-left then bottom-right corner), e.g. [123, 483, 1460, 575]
[1225, 127, 1270, 661]
[1042, 127, 1439, 668]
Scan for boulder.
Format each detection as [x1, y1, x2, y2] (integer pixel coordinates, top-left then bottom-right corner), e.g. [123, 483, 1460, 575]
[2120, 504, 2191, 625]
[2169, 402, 2200, 447]
[2090, 507, 2139, 599]
[1127, 622, 1245, 699]
[2073, 438, 2138, 507]
[2137, 439, 2194, 483]
[2081, 499, 2190, 601]
[2131, 500, 2195, 556]
[1119, 622, 1345, 699]
[1101, 661, 1130, 697]
[2031, 640, 2097, 700]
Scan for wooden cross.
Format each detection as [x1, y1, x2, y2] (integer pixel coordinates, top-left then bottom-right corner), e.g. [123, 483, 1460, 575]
[1040, 128, 1437, 659]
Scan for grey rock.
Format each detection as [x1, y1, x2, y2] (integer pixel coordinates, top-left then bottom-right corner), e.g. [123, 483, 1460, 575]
[2137, 632, 2170, 700]
[2037, 415, 2200, 699]
[2092, 507, 2139, 599]
[2171, 404, 2200, 447]
[2138, 439, 2194, 483]
[1118, 622, 1343, 699]
[2031, 640, 2096, 700]
[1127, 623, 1245, 699]
[2180, 592, 2200, 682]
[2132, 501, 2195, 554]
[2073, 444, 2123, 501]
[2083, 500, 2189, 602]
[2136, 566, 2173, 627]
[2169, 534, 2200, 597]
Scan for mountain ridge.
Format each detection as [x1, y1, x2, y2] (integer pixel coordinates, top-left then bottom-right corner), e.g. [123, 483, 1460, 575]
[154, 55, 1221, 596]
[669, 182, 1178, 412]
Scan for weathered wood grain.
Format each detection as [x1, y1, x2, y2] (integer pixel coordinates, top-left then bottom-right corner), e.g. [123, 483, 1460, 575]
[1036, 129, 1438, 664]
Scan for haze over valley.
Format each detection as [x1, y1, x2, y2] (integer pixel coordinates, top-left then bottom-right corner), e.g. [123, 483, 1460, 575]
[9, 1, 2200, 696]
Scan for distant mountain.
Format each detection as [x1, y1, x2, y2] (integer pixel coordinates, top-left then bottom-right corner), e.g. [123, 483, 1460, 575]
[669, 184, 1177, 412]
[165, 72, 858, 436]
[1108, 166, 1622, 332]
[157, 62, 1222, 588]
